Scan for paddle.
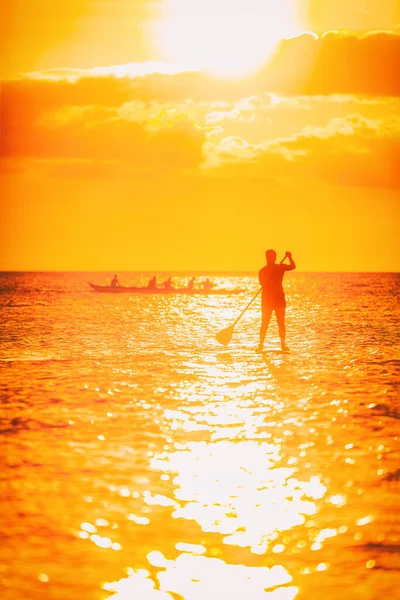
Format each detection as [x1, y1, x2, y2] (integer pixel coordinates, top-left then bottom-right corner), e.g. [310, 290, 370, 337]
[216, 255, 287, 346]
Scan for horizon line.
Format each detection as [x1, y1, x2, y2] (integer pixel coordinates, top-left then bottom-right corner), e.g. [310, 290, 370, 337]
[1, 270, 399, 275]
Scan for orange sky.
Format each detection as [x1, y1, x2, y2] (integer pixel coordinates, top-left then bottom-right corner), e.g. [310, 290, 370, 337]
[1, 1, 399, 271]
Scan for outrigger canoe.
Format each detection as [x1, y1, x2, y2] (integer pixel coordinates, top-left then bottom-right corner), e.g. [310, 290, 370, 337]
[89, 283, 245, 295]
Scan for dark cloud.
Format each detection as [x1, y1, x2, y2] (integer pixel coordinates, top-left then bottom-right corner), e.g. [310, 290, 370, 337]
[1, 94, 204, 168]
[267, 31, 400, 96]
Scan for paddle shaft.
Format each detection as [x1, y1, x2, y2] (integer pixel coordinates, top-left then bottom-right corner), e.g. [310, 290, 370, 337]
[232, 288, 261, 327]
[232, 255, 288, 328]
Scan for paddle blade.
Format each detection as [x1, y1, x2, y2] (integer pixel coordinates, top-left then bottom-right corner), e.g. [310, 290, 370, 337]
[216, 325, 234, 346]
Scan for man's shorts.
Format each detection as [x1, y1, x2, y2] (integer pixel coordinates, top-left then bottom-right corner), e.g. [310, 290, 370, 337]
[262, 292, 286, 311]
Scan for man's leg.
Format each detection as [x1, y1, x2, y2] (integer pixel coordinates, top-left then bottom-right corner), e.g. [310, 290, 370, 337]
[258, 306, 273, 351]
[275, 308, 288, 351]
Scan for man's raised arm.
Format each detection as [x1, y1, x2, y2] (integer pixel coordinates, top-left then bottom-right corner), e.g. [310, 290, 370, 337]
[284, 251, 296, 271]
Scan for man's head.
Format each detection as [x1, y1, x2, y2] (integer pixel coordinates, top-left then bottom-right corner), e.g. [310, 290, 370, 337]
[266, 249, 277, 264]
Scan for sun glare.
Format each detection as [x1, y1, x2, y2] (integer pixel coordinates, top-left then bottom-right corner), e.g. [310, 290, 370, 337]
[158, 0, 300, 77]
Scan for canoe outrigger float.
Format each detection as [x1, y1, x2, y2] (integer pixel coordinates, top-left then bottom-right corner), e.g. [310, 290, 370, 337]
[89, 283, 245, 295]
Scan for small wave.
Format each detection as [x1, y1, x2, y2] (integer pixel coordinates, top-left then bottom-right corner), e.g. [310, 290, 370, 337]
[384, 469, 400, 482]
[1, 302, 31, 308]
[0, 356, 60, 363]
[1, 416, 68, 435]
[367, 360, 400, 366]
[362, 542, 400, 554]
[372, 403, 400, 420]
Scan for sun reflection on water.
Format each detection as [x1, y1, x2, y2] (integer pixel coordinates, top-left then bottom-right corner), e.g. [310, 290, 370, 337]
[104, 553, 298, 600]
[149, 440, 326, 554]
[101, 376, 330, 599]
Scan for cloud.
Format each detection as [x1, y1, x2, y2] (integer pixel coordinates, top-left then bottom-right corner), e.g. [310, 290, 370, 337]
[23, 62, 195, 82]
[1, 96, 205, 169]
[266, 30, 400, 96]
[2, 30, 399, 186]
[207, 114, 400, 188]
[205, 109, 240, 124]
[1, 31, 399, 113]
[2, 88, 399, 188]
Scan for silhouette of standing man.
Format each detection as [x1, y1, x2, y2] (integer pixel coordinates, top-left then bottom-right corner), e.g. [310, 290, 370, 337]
[258, 250, 296, 352]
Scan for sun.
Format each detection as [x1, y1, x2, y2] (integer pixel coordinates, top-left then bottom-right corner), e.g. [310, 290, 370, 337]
[157, 0, 300, 77]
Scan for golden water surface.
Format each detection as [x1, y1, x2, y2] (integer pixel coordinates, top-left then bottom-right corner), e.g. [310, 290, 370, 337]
[1, 272, 399, 599]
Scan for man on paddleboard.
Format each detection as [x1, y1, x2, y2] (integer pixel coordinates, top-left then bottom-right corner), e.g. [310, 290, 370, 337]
[258, 250, 296, 352]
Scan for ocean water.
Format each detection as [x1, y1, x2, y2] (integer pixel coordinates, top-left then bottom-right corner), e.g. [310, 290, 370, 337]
[1, 271, 399, 600]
